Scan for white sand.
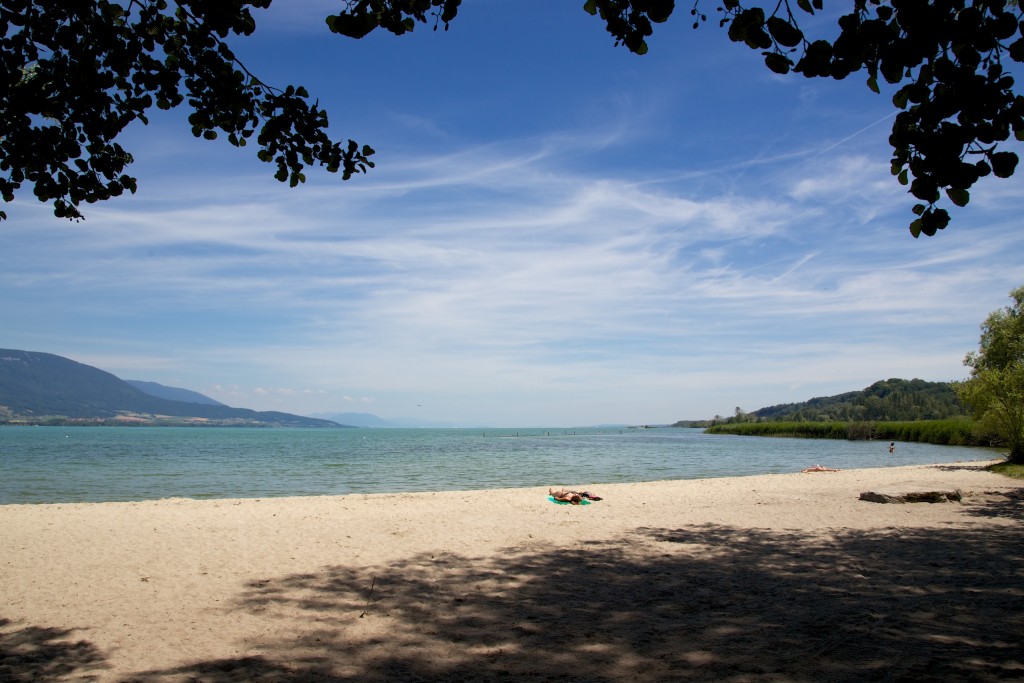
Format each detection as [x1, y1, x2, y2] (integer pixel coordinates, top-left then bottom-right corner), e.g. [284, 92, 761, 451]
[1, 461, 1021, 681]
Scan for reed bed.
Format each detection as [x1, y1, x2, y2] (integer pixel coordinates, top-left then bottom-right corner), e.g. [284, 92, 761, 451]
[705, 419, 992, 448]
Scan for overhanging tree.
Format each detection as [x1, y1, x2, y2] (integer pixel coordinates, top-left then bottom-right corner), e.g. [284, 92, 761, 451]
[956, 284, 1024, 462]
[0, 0, 376, 221]
[3, 1, 1023, 236]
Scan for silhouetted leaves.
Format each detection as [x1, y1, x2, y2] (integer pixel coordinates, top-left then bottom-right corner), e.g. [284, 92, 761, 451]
[766, 15, 802, 47]
[764, 51, 793, 74]
[333, 0, 1019, 237]
[4, 0, 1023, 236]
[581, 0, 676, 55]
[991, 150, 1019, 177]
[947, 186, 970, 207]
[325, 0, 462, 38]
[1, 0, 374, 221]
[699, 0, 1024, 237]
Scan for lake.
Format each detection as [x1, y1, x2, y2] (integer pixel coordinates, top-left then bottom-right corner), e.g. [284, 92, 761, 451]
[0, 426, 999, 504]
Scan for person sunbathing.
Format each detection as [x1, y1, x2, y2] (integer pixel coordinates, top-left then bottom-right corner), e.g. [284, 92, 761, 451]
[801, 464, 841, 473]
[549, 488, 602, 503]
[549, 488, 584, 504]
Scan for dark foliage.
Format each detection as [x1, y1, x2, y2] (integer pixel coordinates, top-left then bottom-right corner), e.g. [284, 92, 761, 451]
[3, 1, 1022, 235]
[704, 418, 991, 448]
[698, 379, 989, 446]
[958, 284, 1024, 461]
[331, 0, 1024, 237]
[749, 377, 965, 422]
[1, 0, 374, 221]
[583, 0, 1024, 237]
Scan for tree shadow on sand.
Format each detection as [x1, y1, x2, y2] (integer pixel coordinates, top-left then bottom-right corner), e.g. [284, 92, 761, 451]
[961, 488, 1024, 521]
[0, 617, 108, 682]
[128, 495, 1024, 683]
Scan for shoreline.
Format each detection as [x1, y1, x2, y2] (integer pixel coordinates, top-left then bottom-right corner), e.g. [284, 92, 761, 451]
[2, 461, 1022, 681]
[0, 454, 1007, 507]
[0, 453, 1004, 507]
[1, 425, 1003, 505]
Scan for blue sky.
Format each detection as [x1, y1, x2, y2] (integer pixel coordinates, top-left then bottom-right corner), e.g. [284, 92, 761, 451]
[4, 1, 1024, 427]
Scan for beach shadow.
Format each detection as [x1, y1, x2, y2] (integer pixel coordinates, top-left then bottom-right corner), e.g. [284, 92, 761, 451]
[961, 488, 1024, 521]
[117, 656, 331, 682]
[0, 617, 109, 682]
[125, 503, 1024, 682]
[931, 463, 1000, 472]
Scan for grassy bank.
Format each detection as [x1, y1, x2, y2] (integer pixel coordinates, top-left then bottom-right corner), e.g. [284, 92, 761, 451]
[988, 462, 1024, 479]
[704, 419, 995, 448]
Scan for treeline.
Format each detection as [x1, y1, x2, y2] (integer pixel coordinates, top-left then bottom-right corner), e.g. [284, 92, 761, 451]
[704, 419, 999, 448]
[676, 379, 965, 429]
[748, 378, 964, 423]
[687, 378, 1008, 449]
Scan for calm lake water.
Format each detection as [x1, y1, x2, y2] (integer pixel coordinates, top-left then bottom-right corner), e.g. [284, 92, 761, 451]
[0, 426, 1000, 504]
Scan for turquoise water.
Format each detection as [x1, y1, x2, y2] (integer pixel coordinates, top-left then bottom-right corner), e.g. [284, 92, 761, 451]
[0, 426, 999, 504]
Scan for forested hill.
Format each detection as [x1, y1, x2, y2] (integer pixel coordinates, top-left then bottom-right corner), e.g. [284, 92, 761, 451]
[0, 349, 340, 427]
[746, 379, 964, 423]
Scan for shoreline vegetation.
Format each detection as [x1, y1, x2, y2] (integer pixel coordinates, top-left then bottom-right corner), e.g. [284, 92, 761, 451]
[679, 377, 1014, 453]
[705, 418, 994, 448]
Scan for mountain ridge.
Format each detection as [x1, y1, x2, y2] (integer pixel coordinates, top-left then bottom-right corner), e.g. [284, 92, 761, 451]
[125, 379, 226, 406]
[0, 349, 343, 427]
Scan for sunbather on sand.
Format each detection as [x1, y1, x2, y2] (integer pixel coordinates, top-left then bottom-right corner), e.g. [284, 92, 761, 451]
[549, 488, 583, 504]
[549, 488, 603, 503]
[801, 464, 841, 473]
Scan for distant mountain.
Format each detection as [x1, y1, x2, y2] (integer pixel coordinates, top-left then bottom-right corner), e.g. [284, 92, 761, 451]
[125, 380, 226, 406]
[310, 412, 458, 428]
[0, 349, 342, 427]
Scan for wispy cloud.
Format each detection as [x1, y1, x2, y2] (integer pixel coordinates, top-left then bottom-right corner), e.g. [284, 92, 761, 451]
[6, 4, 1023, 425]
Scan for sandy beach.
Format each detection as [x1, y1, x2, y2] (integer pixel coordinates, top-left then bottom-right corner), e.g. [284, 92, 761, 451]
[2, 460, 1022, 682]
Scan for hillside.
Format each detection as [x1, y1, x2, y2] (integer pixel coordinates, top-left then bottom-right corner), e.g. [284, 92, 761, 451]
[125, 380, 226, 406]
[0, 349, 341, 427]
[683, 378, 964, 426]
[751, 378, 964, 422]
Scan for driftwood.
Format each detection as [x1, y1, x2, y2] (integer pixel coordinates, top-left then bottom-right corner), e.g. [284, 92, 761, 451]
[859, 490, 963, 504]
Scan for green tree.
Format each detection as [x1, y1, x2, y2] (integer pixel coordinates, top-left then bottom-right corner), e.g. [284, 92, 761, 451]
[4, 1, 1023, 235]
[956, 285, 1024, 462]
